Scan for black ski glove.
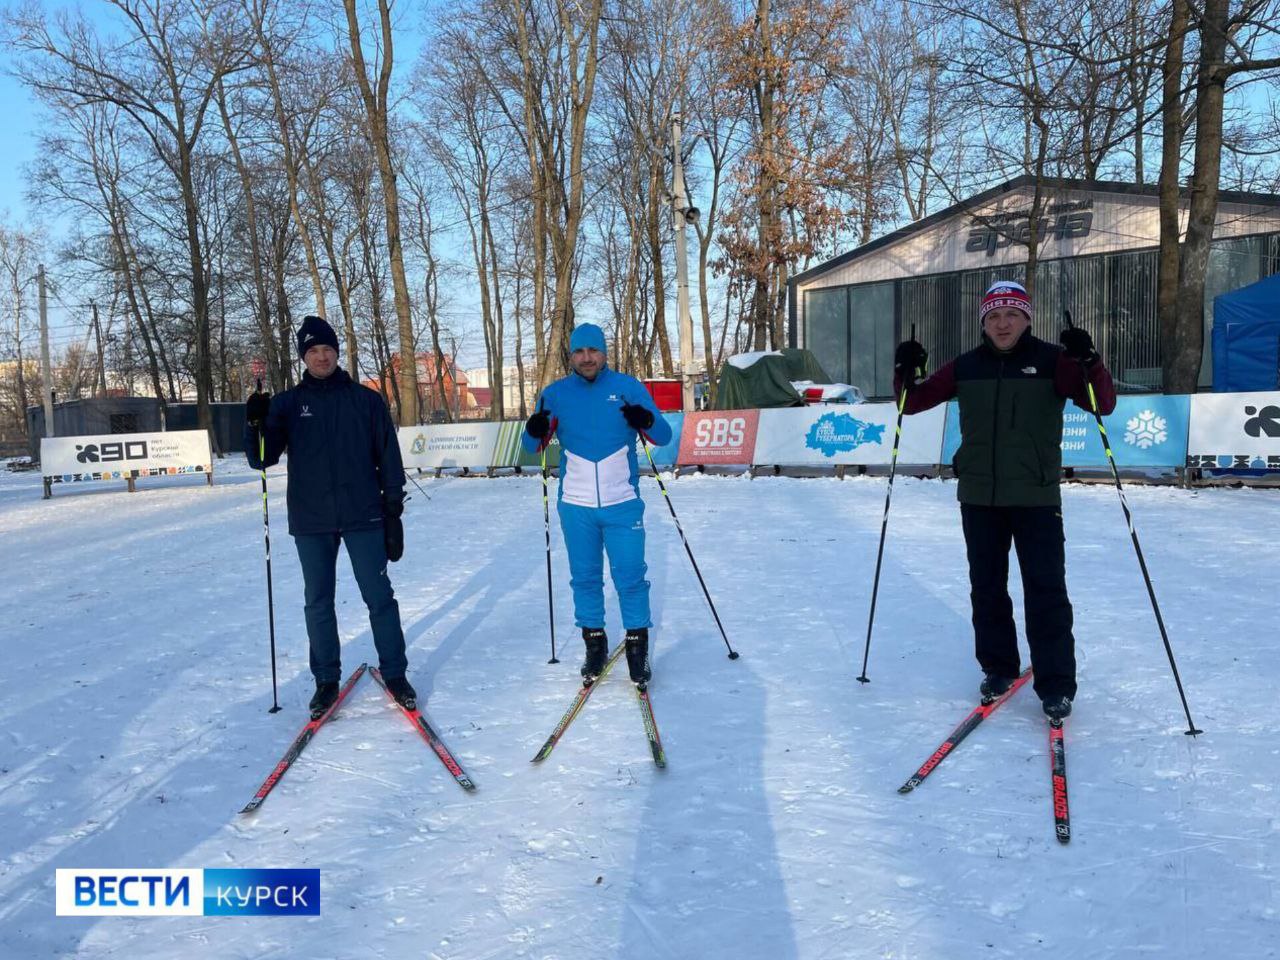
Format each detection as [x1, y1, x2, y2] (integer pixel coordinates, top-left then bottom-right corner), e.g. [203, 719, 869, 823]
[621, 402, 655, 432]
[894, 340, 928, 381]
[384, 493, 405, 519]
[384, 514, 404, 563]
[526, 409, 551, 440]
[1059, 327, 1099, 366]
[246, 390, 271, 426]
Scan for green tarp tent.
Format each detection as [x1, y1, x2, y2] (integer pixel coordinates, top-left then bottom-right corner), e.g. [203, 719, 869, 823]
[713, 349, 831, 410]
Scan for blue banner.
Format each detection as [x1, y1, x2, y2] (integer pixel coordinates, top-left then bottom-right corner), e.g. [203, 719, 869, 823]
[638, 412, 684, 468]
[203, 869, 320, 916]
[941, 394, 1190, 469]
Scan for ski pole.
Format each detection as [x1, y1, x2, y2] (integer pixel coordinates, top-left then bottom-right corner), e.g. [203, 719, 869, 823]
[1061, 311, 1202, 735]
[254, 380, 281, 714]
[639, 439, 739, 660]
[538, 403, 559, 664]
[857, 324, 917, 684]
[407, 471, 432, 501]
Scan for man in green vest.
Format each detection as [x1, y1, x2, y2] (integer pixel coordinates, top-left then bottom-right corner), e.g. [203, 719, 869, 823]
[892, 279, 1116, 720]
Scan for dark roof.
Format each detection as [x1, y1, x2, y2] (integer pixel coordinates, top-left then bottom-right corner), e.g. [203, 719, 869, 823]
[789, 176, 1280, 288]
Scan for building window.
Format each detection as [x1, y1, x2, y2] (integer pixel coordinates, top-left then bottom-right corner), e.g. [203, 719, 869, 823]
[804, 287, 849, 383]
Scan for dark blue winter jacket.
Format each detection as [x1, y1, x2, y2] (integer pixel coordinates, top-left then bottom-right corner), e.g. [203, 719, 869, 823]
[245, 368, 405, 536]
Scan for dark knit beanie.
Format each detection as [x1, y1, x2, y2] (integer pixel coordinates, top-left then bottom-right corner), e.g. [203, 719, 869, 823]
[297, 315, 340, 359]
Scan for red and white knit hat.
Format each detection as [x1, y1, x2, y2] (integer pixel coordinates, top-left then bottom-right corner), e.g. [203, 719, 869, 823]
[979, 280, 1032, 321]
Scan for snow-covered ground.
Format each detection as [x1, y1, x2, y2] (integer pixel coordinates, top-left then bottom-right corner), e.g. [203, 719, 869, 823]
[0, 458, 1276, 959]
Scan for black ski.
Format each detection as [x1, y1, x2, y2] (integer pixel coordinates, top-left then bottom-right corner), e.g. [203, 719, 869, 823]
[897, 668, 1033, 794]
[531, 643, 625, 762]
[635, 685, 666, 768]
[241, 663, 368, 814]
[1049, 718, 1070, 844]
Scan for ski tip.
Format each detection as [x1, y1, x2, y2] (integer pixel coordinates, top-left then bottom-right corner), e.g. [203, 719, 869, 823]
[897, 784, 916, 795]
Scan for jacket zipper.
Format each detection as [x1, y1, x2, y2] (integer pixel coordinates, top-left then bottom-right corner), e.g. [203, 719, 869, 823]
[990, 358, 1005, 506]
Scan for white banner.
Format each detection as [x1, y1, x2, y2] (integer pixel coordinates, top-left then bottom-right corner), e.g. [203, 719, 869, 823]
[754, 404, 946, 466]
[1186, 391, 1280, 470]
[42, 431, 212, 485]
[398, 423, 502, 470]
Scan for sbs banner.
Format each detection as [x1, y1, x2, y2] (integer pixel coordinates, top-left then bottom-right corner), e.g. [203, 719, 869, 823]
[677, 410, 760, 466]
[1187, 391, 1280, 470]
[42, 431, 212, 487]
[399, 423, 501, 470]
[754, 404, 946, 466]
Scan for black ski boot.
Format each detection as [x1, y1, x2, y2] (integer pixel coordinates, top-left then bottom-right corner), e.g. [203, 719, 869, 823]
[625, 628, 651, 687]
[309, 680, 339, 720]
[580, 628, 608, 683]
[980, 672, 1016, 701]
[1042, 695, 1073, 721]
[384, 675, 418, 711]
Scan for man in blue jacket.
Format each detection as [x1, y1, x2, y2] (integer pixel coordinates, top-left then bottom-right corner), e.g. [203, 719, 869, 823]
[245, 315, 415, 718]
[523, 323, 672, 686]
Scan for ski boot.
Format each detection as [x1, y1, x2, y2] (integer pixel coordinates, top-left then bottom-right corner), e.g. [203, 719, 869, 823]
[384, 675, 418, 711]
[980, 672, 1017, 701]
[625, 628, 651, 687]
[580, 628, 608, 683]
[1042, 695, 1072, 721]
[309, 680, 339, 720]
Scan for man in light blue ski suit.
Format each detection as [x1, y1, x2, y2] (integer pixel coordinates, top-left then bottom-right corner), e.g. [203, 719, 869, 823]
[522, 323, 672, 686]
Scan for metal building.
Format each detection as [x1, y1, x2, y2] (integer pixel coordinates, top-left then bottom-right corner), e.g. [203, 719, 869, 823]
[787, 177, 1280, 399]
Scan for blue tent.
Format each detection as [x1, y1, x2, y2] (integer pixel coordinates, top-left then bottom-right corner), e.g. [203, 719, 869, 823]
[1212, 273, 1280, 392]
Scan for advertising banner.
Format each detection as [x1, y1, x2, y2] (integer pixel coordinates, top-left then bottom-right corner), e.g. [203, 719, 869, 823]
[492, 421, 561, 469]
[754, 404, 946, 466]
[941, 394, 1191, 469]
[1187, 390, 1280, 470]
[677, 410, 760, 466]
[637, 412, 684, 469]
[399, 422, 501, 470]
[41, 431, 212, 486]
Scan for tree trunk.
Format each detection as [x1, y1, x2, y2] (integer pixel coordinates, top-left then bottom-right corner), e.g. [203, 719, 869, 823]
[1157, 0, 1189, 393]
[344, 0, 419, 423]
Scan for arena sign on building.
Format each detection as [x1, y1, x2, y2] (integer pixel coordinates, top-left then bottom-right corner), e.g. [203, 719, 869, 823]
[787, 177, 1280, 400]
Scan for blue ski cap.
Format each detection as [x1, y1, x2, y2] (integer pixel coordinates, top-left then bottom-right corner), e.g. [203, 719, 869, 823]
[569, 323, 607, 354]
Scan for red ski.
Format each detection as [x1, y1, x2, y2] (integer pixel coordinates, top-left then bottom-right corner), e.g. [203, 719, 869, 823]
[370, 667, 476, 791]
[897, 668, 1033, 794]
[240, 663, 368, 814]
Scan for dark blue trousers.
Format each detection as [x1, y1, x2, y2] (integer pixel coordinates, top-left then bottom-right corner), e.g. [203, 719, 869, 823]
[293, 527, 408, 683]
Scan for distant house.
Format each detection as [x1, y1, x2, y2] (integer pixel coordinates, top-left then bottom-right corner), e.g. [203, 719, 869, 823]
[362, 353, 472, 422]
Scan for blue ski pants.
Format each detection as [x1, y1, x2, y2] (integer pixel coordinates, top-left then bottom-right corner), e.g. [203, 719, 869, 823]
[293, 527, 408, 684]
[558, 497, 652, 630]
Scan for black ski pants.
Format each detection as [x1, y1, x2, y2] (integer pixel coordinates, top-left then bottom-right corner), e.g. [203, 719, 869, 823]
[959, 503, 1077, 701]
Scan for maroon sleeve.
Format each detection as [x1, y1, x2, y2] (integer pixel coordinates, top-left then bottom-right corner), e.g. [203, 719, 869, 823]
[1055, 353, 1117, 415]
[893, 359, 958, 415]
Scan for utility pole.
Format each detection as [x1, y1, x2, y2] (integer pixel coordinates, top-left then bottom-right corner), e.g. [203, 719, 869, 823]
[671, 110, 697, 413]
[38, 264, 55, 437]
[92, 300, 108, 397]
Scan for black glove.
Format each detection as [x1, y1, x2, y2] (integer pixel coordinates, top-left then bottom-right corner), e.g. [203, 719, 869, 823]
[894, 340, 928, 380]
[526, 409, 551, 440]
[246, 390, 271, 426]
[384, 514, 404, 563]
[383, 494, 405, 519]
[1059, 327, 1099, 365]
[621, 402, 655, 431]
